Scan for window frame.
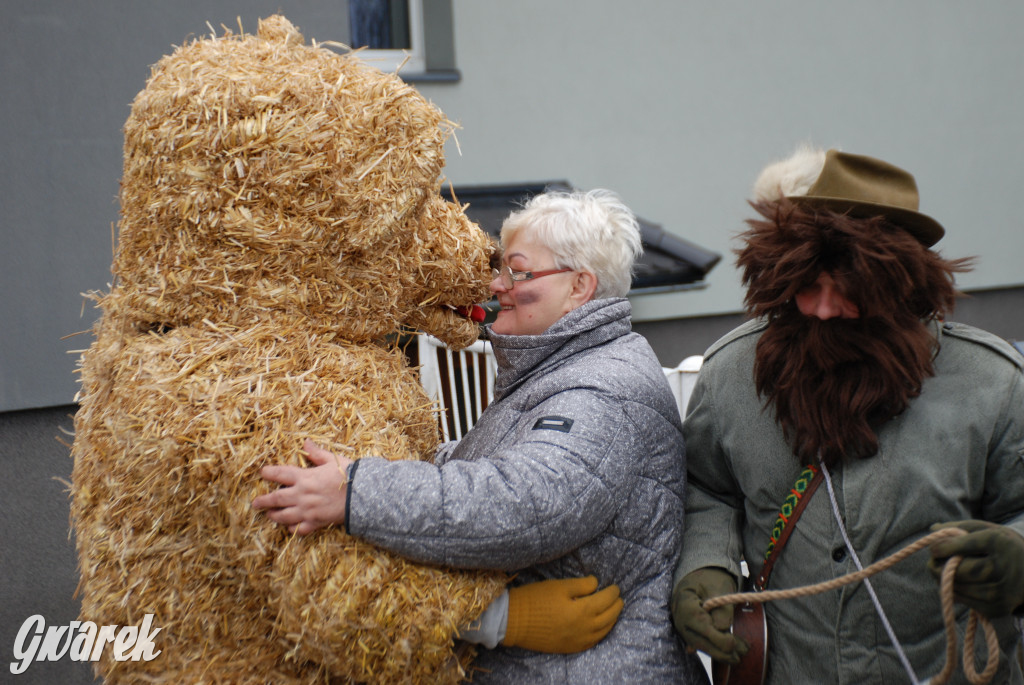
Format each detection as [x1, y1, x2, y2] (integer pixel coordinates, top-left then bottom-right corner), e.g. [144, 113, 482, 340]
[353, 0, 427, 76]
[349, 0, 459, 83]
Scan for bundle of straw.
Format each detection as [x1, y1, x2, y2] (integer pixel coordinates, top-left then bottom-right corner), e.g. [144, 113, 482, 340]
[72, 15, 504, 684]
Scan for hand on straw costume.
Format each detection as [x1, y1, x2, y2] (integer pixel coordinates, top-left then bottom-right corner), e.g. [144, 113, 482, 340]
[501, 576, 623, 653]
[254, 438, 353, 535]
[671, 566, 748, 664]
[927, 519, 1024, 617]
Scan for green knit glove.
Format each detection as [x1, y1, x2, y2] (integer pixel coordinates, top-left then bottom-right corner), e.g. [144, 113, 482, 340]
[502, 576, 622, 653]
[671, 567, 748, 664]
[928, 520, 1024, 618]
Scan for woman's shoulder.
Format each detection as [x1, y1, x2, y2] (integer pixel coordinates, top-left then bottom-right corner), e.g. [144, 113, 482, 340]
[585, 331, 665, 376]
[550, 333, 678, 409]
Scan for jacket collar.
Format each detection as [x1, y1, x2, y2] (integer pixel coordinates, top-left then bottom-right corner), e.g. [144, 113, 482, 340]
[485, 298, 632, 401]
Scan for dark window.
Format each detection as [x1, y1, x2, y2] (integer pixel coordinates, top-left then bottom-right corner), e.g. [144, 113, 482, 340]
[349, 0, 411, 50]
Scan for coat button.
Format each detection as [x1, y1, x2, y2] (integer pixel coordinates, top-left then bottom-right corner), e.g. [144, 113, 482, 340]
[832, 547, 847, 562]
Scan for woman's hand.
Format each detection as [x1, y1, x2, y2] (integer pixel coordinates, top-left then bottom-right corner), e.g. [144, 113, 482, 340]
[253, 438, 353, 535]
[502, 576, 623, 653]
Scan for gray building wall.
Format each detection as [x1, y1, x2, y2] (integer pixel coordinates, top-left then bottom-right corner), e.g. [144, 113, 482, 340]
[4, 1, 1024, 413]
[419, 1, 1024, 326]
[2, 1, 355, 413]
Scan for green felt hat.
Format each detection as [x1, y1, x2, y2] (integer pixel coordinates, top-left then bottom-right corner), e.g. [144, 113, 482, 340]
[791, 149, 945, 247]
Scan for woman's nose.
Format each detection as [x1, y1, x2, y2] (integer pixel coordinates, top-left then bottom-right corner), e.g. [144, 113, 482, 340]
[489, 272, 507, 294]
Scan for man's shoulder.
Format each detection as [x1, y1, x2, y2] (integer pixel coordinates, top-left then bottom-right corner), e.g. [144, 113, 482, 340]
[703, 318, 768, 361]
[939, 321, 1024, 371]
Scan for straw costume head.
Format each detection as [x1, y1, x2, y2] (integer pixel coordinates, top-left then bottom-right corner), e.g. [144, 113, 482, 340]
[736, 146, 971, 465]
[71, 15, 503, 683]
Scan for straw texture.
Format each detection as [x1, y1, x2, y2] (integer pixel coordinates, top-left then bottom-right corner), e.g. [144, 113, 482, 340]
[72, 15, 502, 684]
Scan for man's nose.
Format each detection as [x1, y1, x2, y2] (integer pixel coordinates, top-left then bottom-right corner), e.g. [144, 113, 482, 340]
[809, 286, 845, 320]
[809, 281, 861, 320]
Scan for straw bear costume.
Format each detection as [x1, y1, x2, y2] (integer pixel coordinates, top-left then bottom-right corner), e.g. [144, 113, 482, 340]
[71, 16, 505, 684]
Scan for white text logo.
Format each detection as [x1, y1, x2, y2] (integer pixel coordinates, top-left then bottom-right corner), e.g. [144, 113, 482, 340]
[10, 614, 162, 675]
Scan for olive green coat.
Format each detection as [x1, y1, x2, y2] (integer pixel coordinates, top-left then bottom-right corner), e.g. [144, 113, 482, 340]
[676, 318, 1024, 684]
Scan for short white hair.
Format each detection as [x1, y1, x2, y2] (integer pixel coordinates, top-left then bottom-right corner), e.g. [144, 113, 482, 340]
[499, 189, 642, 299]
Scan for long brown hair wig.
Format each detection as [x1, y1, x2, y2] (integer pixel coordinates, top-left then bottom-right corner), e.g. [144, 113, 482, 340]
[737, 199, 973, 465]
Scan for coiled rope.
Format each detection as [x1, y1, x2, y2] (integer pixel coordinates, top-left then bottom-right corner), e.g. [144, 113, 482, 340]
[702, 527, 1000, 684]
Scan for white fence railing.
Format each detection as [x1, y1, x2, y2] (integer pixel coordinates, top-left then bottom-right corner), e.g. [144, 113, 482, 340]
[661, 354, 704, 419]
[417, 335, 498, 442]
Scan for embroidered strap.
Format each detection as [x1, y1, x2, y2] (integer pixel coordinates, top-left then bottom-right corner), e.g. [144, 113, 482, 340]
[754, 464, 823, 592]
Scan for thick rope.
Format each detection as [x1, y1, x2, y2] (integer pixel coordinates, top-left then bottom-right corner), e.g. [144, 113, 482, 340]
[703, 527, 1000, 684]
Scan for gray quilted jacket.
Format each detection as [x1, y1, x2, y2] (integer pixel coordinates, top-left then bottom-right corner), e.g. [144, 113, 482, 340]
[349, 298, 708, 683]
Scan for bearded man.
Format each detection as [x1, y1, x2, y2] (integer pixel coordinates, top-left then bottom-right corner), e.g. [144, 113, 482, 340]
[672, 147, 1024, 684]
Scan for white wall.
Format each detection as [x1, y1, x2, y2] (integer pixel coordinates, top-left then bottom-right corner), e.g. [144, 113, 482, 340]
[415, 1, 1024, 321]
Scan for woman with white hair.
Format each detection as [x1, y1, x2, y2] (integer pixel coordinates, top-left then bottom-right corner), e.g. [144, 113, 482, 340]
[255, 189, 708, 682]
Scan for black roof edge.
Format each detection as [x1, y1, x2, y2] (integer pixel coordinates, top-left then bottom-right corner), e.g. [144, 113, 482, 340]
[638, 222, 721, 274]
[442, 180, 573, 204]
[440, 180, 721, 288]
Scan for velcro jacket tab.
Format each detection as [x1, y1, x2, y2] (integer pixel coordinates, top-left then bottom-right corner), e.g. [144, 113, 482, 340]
[532, 416, 574, 433]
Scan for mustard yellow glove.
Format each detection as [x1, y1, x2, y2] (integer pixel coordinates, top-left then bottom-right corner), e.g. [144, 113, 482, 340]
[671, 567, 748, 664]
[928, 520, 1024, 618]
[502, 576, 623, 653]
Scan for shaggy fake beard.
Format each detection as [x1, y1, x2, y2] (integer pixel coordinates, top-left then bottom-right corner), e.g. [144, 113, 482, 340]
[755, 307, 937, 467]
[739, 199, 973, 466]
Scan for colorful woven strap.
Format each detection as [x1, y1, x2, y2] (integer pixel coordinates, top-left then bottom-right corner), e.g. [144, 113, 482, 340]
[754, 463, 823, 592]
[765, 464, 819, 561]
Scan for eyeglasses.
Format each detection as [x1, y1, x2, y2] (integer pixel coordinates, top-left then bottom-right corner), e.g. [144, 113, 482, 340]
[494, 264, 573, 290]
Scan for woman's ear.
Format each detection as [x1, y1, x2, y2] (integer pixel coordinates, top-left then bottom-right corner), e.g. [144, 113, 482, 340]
[570, 270, 598, 307]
